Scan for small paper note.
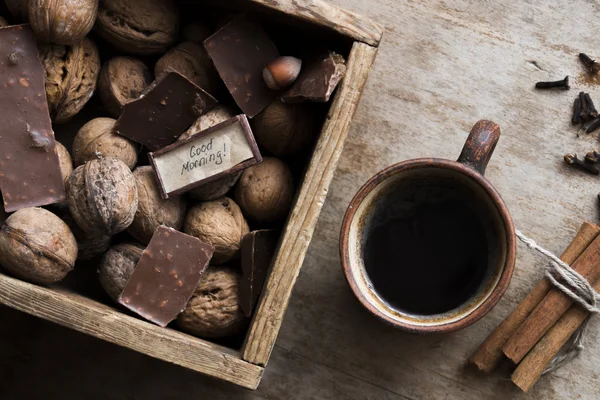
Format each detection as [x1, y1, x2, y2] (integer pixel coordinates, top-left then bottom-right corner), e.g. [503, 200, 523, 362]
[150, 115, 262, 198]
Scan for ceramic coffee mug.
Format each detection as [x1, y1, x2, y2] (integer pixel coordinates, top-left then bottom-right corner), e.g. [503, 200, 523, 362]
[340, 120, 516, 334]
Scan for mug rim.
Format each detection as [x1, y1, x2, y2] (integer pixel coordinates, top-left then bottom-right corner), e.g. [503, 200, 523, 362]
[339, 158, 516, 334]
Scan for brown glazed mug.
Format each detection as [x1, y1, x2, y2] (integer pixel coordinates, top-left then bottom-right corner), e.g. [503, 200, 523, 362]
[340, 120, 516, 334]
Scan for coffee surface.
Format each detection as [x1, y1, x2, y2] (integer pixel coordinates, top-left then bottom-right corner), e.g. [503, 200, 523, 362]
[364, 192, 489, 316]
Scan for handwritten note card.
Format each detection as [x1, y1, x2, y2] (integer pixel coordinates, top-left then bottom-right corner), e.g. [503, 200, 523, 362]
[149, 115, 262, 198]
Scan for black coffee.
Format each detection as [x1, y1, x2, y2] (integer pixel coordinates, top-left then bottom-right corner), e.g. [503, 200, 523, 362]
[363, 187, 489, 316]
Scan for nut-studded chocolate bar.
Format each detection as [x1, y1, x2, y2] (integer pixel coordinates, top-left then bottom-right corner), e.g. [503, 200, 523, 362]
[119, 226, 214, 327]
[0, 25, 66, 212]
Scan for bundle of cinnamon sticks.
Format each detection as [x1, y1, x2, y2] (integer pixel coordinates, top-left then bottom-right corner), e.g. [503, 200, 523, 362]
[469, 221, 600, 392]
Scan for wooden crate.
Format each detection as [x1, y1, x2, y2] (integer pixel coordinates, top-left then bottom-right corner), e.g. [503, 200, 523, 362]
[0, 0, 382, 390]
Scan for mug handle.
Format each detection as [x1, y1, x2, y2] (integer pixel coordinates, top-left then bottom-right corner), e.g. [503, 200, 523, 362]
[457, 120, 501, 176]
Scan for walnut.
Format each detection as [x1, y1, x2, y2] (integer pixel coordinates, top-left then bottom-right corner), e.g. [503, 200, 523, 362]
[60, 211, 111, 260]
[182, 23, 211, 44]
[72, 117, 138, 169]
[39, 37, 101, 123]
[0, 207, 77, 284]
[55, 141, 74, 184]
[235, 157, 295, 223]
[178, 105, 235, 142]
[29, 0, 98, 45]
[99, 242, 144, 303]
[66, 157, 138, 237]
[127, 166, 187, 244]
[176, 266, 247, 338]
[95, 0, 179, 55]
[184, 197, 249, 264]
[251, 100, 319, 156]
[155, 41, 220, 95]
[188, 172, 242, 202]
[5, 0, 29, 22]
[98, 57, 153, 118]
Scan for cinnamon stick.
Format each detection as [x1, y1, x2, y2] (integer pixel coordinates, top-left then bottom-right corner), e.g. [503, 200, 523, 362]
[469, 222, 600, 372]
[511, 276, 600, 392]
[503, 232, 600, 364]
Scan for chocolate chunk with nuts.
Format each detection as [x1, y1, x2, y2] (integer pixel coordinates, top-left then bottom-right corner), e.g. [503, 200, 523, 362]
[113, 71, 217, 150]
[0, 25, 66, 212]
[204, 16, 279, 117]
[118, 226, 214, 327]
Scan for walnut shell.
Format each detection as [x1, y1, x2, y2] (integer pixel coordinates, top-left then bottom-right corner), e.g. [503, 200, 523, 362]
[55, 141, 74, 184]
[0, 208, 77, 284]
[66, 157, 138, 236]
[251, 100, 319, 156]
[60, 211, 111, 260]
[98, 57, 153, 118]
[39, 37, 101, 123]
[155, 41, 220, 95]
[99, 242, 144, 303]
[176, 266, 247, 338]
[188, 172, 242, 202]
[178, 105, 235, 142]
[184, 197, 249, 264]
[127, 166, 187, 244]
[5, 0, 29, 21]
[182, 23, 211, 44]
[72, 117, 138, 169]
[29, 0, 98, 45]
[95, 0, 179, 55]
[235, 157, 295, 223]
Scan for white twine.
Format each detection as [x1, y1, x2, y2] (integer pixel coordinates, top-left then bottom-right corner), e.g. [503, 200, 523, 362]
[515, 230, 600, 374]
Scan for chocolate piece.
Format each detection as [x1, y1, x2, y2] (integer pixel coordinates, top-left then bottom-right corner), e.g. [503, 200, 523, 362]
[113, 71, 217, 151]
[0, 25, 66, 212]
[204, 16, 279, 118]
[240, 229, 279, 317]
[118, 226, 214, 327]
[281, 50, 347, 103]
[149, 115, 262, 199]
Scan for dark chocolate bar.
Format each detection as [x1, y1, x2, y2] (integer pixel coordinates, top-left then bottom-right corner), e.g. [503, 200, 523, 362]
[204, 16, 279, 118]
[240, 229, 279, 317]
[149, 115, 262, 199]
[119, 226, 214, 327]
[113, 71, 217, 151]
[281, 50, 347, 103]
[0, 25, 66, 212]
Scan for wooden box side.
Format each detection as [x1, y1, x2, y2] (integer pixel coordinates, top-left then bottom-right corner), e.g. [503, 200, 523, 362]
[0, 273, 264, 390]
[242, 41, 379, 366]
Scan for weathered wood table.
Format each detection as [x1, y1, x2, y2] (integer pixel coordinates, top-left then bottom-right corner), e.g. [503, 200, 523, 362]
[2, 0, 600, 398]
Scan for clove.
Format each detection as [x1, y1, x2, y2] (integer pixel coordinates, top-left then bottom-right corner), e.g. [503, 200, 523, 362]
[585, 150, 600, 164]
[572, 97, 582, 125]
[585, 93, 599, 118]
[564, 153, 600, 174]
[535, 76, 570, 90]
[580, 92, 590, 121]
[579, 53, 600, 75]
[578, 117, 600, 135]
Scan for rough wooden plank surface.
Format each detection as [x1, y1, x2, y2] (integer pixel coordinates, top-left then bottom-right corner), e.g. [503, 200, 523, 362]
[0, 273, 263, 389]
[243, 41, 378, 366]
[3, 0, 600, 398]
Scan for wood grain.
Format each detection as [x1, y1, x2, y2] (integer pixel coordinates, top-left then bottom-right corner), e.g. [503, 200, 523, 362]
[0, 273, 264, 389]
[242, 41, 379, 366]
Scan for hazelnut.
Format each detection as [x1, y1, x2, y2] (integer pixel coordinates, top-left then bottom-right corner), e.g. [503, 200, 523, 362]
[0, 208, 77, 284]
[5, 0, 29, 21]
[29, 0, 98, 45]
[176, 266, 247, 338]
[127, 166, 187, 244]
[98, 57, 153, 118]
[60, 211, 111, 260]
[263, 56, 302, 90]
[178, 105, 235, 142]
[72, 117, 138, 169]
[182, 23, 212, 44]
[188, 172, 242, 202]
[95, 0, 179, 55]
[39, 38, 101, 123]
[66, 158, 138, 237]
[155, 41, 220, 96]
[184, 197, 249, 264]
[251, 100, 319, 156]
[55, 141, 74, 184]
[99, 242, 144, 303]
[235, 157, 295, 223]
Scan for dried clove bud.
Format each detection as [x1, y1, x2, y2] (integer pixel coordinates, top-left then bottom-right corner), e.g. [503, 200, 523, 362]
[564, 153, 600, 174]
[580, 92, 590, 122]
[578, 117, 600, 135]
[535, 76, 569, 90]
[579, 53, 600, 75]
[585, 93, 599, 118]
[572, 97, 582, 125]
[585, 151, 600, 164]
